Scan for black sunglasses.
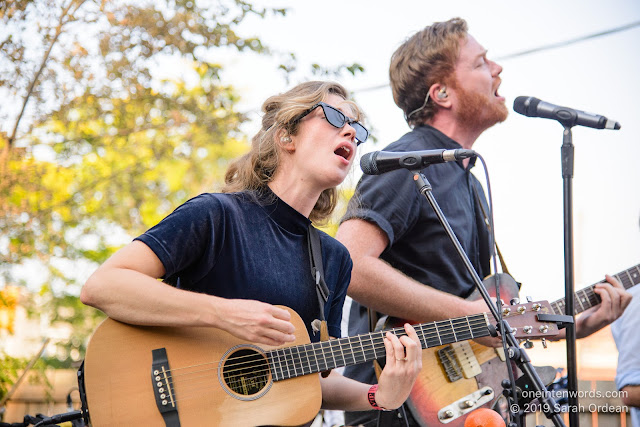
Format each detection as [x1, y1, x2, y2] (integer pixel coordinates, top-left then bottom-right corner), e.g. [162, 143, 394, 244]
[292, 102, 369, 145]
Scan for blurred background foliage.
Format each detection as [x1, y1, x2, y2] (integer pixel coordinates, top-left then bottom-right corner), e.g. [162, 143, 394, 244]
[0, 0, 363, 403]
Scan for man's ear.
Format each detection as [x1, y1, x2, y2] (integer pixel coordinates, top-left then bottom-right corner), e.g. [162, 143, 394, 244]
[430, 83, 452, 108]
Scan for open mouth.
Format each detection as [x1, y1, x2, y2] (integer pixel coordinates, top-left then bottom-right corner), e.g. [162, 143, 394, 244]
[334, 145, 351, 160]
[494, 80, 503, 99]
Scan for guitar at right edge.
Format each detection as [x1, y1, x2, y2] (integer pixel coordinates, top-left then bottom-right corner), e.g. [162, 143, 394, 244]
[402, 263, 640, 426]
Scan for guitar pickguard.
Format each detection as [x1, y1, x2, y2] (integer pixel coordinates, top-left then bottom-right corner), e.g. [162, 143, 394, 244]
[452, 342, 482, 379]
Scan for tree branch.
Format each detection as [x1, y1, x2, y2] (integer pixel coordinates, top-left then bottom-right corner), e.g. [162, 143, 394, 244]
[1, 0, 88, 168]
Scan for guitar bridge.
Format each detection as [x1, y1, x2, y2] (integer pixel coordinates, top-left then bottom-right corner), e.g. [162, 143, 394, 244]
[151, 348, 181, 427]
[437, 346, 463, 382]
[437, 342, 482, 382]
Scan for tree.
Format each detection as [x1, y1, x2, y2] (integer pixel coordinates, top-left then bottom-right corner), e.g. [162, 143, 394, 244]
[0, 0, 290, 373]
[0, 3, 365, 407]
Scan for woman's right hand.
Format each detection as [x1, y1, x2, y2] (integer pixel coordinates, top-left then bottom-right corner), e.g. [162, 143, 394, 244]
[212, 298, 297, 346]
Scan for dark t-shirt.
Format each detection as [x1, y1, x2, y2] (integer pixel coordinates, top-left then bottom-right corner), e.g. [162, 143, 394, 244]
[135, 189, 352, 340]
[343, 125, 491, 385]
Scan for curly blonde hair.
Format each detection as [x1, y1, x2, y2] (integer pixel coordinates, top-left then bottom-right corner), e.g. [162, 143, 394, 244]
[223, 81, 363, 222]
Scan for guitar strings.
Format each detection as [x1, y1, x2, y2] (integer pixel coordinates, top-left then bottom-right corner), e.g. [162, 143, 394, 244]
[173, 316, 491, 382]
[163, 305, 551, 390]
[158, 314, 486, 377]
[164, 315, 490, 380]
[616, 265, 640, 289]
[168, 317, 492, 404]
[169, 311, 548, 398]
[552, 286, 602, 314]
[164, 324, 490, 398]
[157, 316, 494, 404]
[162, 308, 556, 408]
[551, 265, 639, 314]
[164, 315, 488, 401]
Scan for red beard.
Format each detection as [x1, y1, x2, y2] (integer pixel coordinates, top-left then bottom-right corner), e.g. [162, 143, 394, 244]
[455, 86, 508, 130]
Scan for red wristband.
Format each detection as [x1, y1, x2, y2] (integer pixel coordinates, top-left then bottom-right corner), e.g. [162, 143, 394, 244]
[367, 384, 387, 410]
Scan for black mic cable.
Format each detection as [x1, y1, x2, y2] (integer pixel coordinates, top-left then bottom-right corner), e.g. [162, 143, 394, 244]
[473, 153, 520, 426]
[33, 411, 84, 427]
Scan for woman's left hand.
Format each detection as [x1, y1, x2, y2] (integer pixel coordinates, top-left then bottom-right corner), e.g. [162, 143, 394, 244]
[374, 323, 423, 410]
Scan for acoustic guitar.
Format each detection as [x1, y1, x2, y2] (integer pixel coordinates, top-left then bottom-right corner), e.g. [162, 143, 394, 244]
[402, 264, 640, 426]
[82, 302, 557, 426]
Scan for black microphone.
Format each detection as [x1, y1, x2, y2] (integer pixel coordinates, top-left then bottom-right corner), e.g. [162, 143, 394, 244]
[360, 149, 476, 175]
[513, 96, 621, 130]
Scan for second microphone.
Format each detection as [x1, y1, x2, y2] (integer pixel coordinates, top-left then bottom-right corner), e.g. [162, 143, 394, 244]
[360, 149, 477, 175]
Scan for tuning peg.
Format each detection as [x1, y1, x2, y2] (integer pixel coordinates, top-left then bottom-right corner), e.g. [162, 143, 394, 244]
[526, 296, 533, 302]
[541, 338, 548, 349]
[523, 340, 534, 349]
[510, 297, 520, 305]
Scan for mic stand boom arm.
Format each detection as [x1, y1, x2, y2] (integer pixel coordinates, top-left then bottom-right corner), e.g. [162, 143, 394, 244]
[411, 169, 566, 427]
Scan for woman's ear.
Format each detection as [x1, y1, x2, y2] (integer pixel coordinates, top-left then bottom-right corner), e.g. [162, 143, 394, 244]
[277, 128, 295, 152]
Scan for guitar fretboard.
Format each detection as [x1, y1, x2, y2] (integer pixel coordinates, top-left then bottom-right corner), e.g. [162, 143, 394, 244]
[551, 263, 640, 315]
[267, 313, 490, 382]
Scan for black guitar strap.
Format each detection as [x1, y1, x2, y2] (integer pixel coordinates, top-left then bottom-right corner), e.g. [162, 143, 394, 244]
[472, 183, 515, 281]
[307, 224, 330, 324]
[306, 224, 332, 377]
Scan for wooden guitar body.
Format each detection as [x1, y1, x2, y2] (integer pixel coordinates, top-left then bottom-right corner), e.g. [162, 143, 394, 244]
[83, 309, 320, 427]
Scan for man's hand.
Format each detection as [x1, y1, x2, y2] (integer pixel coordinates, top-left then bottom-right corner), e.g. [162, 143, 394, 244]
[575, 275, 632, 338]
[467, 298, 503, 347]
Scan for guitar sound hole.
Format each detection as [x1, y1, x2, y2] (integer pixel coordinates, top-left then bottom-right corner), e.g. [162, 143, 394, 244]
[222, 348, 269, 396]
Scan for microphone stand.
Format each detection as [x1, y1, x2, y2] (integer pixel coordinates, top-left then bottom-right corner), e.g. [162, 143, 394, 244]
[560, 126, 579, 427]
[411, 169, 565, 427]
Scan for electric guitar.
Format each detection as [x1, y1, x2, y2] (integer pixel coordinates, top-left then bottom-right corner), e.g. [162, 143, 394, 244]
[402, 263, 640, 426]
[81, 302, 557, 426]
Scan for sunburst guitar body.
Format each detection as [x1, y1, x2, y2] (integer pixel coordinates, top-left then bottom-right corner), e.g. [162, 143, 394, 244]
[398, 265, 640, 426]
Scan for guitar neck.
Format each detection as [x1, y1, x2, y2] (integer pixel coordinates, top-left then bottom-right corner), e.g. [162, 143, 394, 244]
[550, 263, 640, 315]
[267, 313, 490, 382]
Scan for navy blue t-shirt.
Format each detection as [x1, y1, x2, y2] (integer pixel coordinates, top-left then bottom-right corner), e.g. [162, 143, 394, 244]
[343, 125, 491, 384]
[135, 189, 352, 340]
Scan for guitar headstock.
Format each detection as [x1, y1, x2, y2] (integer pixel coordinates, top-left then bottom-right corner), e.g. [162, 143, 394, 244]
[498, 300, 559, 339]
